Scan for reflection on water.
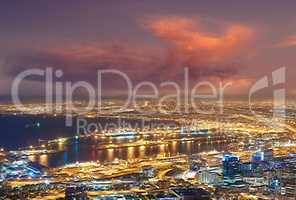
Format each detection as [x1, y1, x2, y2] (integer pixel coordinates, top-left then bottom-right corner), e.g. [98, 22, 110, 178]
[107, 148, 114, 161]
[28, 155, 36, 163]
[127, 146, 134, 160]
[2, 116, 229, 167]
[139, 145, 145, 158]
[39, 154, 48, 166]
[159, 144, 166, 156]
[63, 151, 68, 164]
[58, 142, 64, 151]
[28, 154, 49, 166]
[171, 141, 177, 155]
[30, 138, 229, 168]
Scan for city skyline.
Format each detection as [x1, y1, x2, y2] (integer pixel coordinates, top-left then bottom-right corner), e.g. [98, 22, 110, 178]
[1, 1, 296, 199]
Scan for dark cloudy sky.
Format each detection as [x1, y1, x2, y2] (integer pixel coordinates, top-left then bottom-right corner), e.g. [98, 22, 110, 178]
[1, 0, 296, 98]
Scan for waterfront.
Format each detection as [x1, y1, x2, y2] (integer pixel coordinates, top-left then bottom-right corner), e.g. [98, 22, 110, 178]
[27, 136, 229, 167]
[1, 101, 296, 199]
[2, 1, 296, 198]
[0, 115, 230, 167]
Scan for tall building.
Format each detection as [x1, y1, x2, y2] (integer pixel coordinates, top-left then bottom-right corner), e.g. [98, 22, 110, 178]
[222, 154, 240, 178]
[199, 169, 222, 185]
[252, 149, 273, 162]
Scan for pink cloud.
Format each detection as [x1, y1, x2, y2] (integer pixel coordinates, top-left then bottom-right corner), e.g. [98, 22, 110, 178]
[274, 35, 296, 48]
[144, 16, 254, 78]
[4, 16, 258, 96]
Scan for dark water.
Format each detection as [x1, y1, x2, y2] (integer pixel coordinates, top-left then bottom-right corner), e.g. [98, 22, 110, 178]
[0, 114, 173, 150]
[0, 115, 228, 167]
[29, 139, 228, 168]
[0, 114, 76, 150]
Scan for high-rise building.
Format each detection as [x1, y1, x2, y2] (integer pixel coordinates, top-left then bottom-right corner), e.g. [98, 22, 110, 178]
[252, 149, 273, 162]
[222, 154, 240, 178]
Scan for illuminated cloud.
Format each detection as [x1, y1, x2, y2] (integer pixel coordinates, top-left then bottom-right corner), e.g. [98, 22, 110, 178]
[274, 35, 296, 48]
[144, 16, 254, 79]
[4, 16, 258, 96]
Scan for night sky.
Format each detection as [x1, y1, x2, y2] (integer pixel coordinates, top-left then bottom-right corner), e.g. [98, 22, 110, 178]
[1, 1, 296, 99]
